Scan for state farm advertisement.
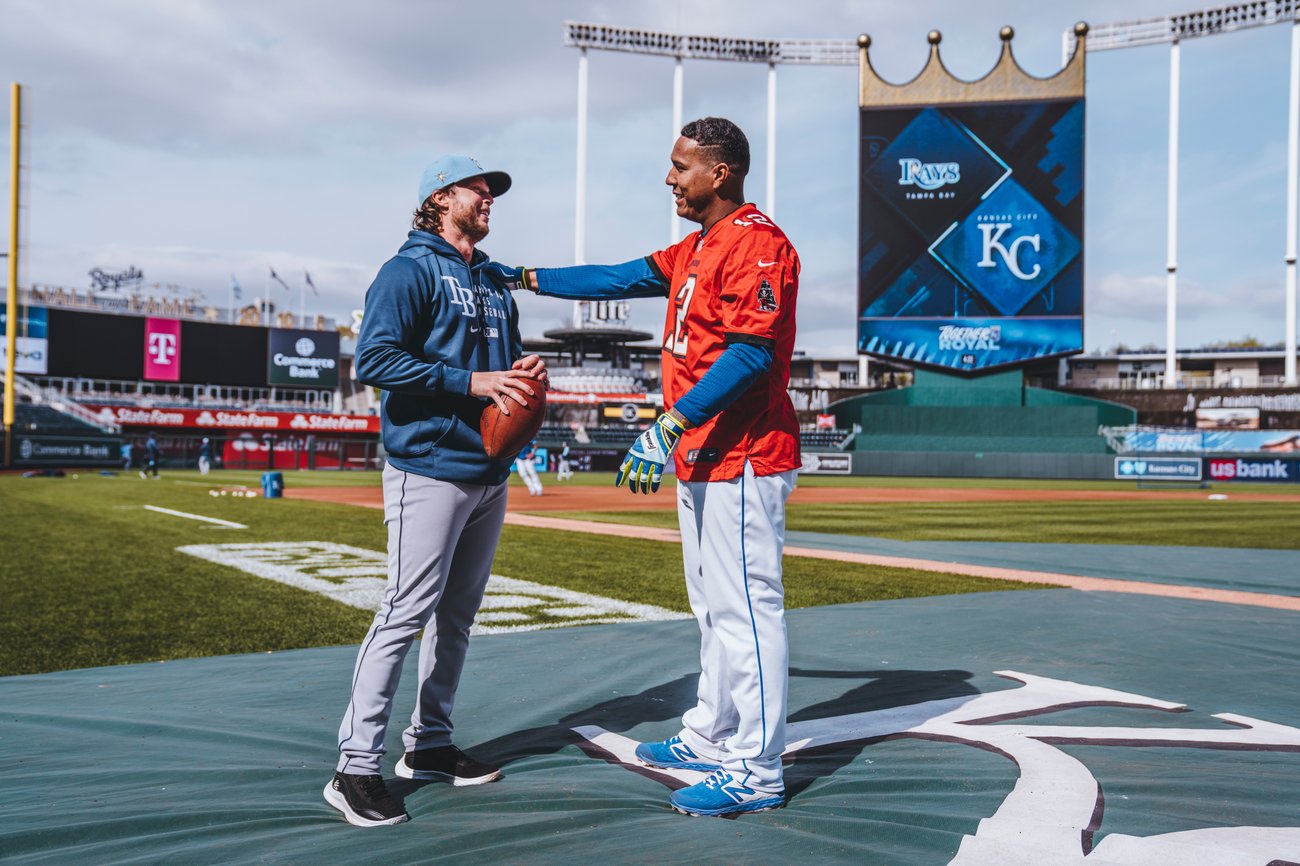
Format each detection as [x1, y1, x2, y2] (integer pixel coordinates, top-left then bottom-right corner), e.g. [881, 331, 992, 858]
[144, 317, 182, 381]
[82, 404, 380, 433]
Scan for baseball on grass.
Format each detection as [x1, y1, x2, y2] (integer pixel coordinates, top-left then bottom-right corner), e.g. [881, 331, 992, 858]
[480, 376, 546, 459]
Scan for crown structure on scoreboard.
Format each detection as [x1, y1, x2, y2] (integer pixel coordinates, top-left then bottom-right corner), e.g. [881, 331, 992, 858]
[857, 22, 1089, 108]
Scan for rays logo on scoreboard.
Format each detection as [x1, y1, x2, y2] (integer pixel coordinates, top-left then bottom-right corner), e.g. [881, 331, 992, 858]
[897, 158, 960, 191]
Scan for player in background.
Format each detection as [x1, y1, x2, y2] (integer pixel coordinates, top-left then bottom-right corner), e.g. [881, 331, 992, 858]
[326, 155, 547, 828]
[141, 432, 162, 479]
[487, 117, 800, 817]
[556, 440, 573, 481]
[515, 439, 544, 496]
[198, 437, 213, 475]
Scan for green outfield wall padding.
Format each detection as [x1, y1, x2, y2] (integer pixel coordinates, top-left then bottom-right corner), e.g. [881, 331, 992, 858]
[832, 370, 1137, 462]
[848, 450, 1118, 479]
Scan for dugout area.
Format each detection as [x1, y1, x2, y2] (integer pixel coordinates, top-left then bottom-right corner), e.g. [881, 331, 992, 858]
[3, 588, 1299, 865]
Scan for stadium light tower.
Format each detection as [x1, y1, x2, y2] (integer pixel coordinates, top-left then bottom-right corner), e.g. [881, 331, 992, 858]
[1073, 1, 1300, 387]
[562, 22, 856, 248]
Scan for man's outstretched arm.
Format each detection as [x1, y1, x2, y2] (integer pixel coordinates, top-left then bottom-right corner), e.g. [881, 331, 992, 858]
[484, 258, 669, 300]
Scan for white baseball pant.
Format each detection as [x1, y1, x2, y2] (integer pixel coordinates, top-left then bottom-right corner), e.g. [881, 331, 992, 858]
[516, 456, 543, 496]
[674, 460, 795, 793]
[335, 464, 507, 774]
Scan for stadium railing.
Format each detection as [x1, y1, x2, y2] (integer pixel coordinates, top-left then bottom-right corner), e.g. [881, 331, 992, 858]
[29, 376, 335, 413]
[8, 375, 120, 433]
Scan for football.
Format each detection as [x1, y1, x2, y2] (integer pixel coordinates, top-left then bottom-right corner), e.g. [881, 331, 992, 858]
[479, 377, 546, 459]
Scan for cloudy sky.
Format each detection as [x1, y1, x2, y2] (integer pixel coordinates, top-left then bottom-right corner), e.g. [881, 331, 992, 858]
[1, 0, 1296, 355]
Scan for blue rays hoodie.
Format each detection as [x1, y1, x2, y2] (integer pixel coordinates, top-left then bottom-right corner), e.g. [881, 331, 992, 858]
[355, 230, 523, 484]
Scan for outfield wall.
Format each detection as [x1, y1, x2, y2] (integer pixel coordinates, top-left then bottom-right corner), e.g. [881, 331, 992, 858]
[829, 370, 1137, 478]
[846, 450, 1117, 480]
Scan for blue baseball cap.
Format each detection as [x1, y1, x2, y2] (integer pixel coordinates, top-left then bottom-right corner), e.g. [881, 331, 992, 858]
[418, 155, 511, 205]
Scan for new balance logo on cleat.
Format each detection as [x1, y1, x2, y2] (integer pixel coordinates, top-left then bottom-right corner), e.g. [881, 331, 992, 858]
[634, 735, 721, 772]
[718, 775, 767, 805]
[668, 770, 785, 817]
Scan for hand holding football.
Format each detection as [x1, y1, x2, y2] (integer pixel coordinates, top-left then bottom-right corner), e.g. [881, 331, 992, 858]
[480, 376, 546, 458]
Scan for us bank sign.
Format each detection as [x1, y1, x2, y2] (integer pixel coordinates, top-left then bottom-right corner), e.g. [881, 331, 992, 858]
[857, 31, 1085, 373]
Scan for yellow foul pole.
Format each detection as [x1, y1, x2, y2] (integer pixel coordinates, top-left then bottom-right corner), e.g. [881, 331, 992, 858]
[4, 82, 19, 467]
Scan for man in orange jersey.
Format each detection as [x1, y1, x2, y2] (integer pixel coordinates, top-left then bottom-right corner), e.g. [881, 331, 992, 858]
[487, 117, 800, 816]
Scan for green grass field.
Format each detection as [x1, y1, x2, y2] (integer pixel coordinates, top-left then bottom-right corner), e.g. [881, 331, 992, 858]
[548, 498, 1300, 550]
[0, 471, 1049, 677]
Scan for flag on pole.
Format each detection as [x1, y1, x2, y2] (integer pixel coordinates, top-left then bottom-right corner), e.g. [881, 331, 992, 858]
[230, 274, 243, 300]
[269, 266, 290, 292]
[305, 271, 318, 295]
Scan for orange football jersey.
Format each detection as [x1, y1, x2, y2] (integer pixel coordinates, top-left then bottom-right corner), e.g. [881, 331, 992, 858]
[649, 203, 801, 482]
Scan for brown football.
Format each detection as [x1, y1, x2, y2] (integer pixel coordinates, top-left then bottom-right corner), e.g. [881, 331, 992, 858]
[479, 377, 546, 459]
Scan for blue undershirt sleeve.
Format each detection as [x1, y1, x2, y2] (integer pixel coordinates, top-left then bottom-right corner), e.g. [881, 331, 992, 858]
[672, 340, 774, 428]
[534, 257, 669, 300]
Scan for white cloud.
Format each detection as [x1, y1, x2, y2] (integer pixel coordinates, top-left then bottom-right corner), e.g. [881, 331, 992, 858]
[2, 0, 1295, 359]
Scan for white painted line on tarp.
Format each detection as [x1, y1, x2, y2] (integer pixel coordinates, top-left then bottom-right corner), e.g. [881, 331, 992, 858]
[175, 541, 688, 633]
[144, 505, 248, 529]
[573, 672, 1300, 864]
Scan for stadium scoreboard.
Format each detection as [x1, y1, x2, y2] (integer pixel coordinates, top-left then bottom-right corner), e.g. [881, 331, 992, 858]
[857, 33, 1087, 374]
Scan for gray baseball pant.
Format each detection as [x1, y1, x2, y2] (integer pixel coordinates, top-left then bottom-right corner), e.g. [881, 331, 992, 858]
[336, 463, 507, 774]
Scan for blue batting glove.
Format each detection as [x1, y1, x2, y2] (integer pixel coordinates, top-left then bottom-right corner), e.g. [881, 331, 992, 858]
[616, 412, 686, 494]
[482, 262, 534, 292]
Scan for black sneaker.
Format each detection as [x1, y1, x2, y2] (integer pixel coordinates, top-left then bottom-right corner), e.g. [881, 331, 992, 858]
[393, 745, 502, 786]
[323, 772, 410, 827]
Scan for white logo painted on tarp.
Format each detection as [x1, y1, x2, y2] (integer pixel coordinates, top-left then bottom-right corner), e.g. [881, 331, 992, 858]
[175, 541, 688, 633]
[574, 671, 1300, 864]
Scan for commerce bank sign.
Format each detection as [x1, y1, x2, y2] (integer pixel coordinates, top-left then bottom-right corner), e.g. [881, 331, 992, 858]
[267, 327, 340, 387]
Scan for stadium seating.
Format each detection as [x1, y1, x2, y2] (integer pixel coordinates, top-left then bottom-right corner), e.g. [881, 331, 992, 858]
[12, 404, 103, 435]
[546, 368, 645, 394]
[799, 429, 851, 448]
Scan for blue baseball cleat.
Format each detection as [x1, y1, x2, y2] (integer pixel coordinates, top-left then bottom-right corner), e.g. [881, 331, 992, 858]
[668, 770, 784, 817]
[634, 736, 721, 771]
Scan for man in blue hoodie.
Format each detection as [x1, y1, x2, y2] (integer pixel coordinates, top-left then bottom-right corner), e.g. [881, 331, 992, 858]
[325, 155, 547, 828]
